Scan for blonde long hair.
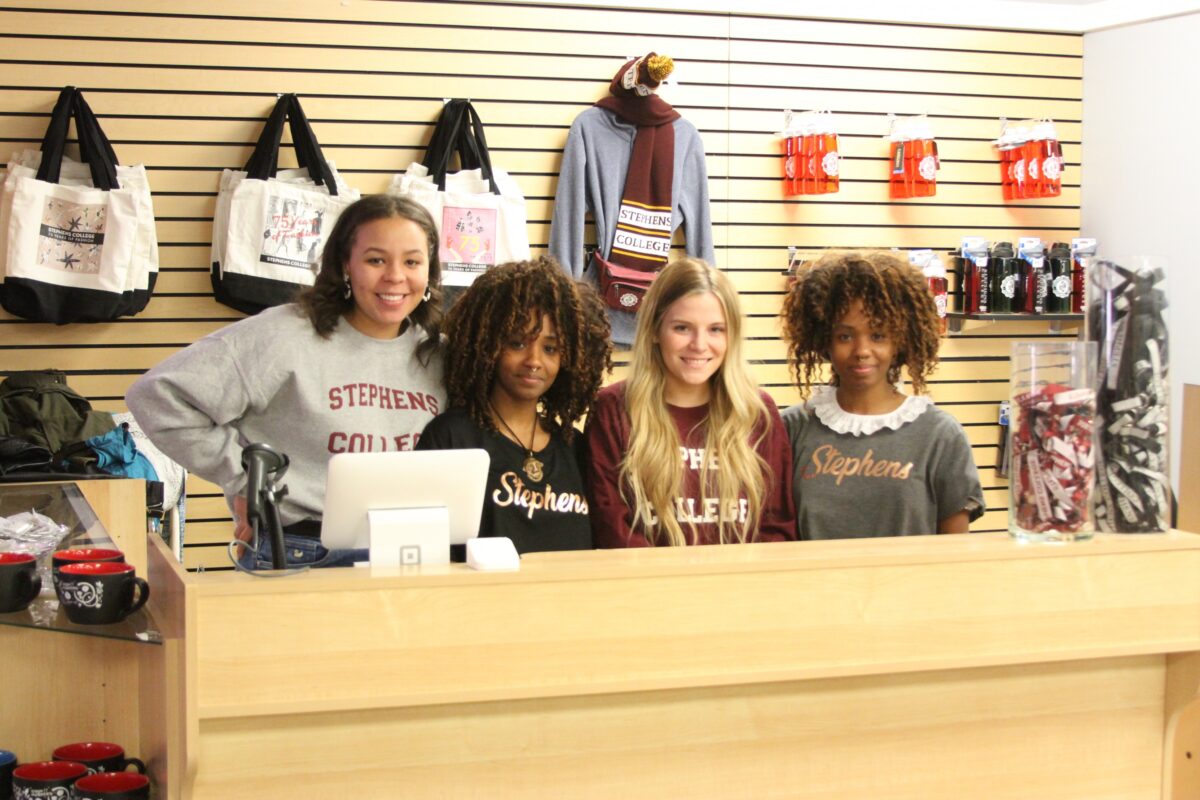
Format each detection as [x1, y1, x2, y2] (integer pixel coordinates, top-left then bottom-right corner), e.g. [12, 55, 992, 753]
[620, 258, 772, 546]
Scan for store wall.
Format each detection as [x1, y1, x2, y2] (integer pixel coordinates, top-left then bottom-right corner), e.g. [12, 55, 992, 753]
[1081, 11, 1200, 492]
[0, 1, 1081, 569]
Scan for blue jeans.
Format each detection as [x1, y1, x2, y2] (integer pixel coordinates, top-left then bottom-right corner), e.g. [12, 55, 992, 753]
[238, 532, 367, 570]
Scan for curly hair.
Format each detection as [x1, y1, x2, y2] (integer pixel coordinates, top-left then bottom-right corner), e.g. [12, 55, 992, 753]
[781, 250, 941, 397]
[441, 256, 612, 440]
[296, 194, 442, 365]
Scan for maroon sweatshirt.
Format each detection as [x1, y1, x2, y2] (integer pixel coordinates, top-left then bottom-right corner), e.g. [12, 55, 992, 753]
[584, 381, 796, 547]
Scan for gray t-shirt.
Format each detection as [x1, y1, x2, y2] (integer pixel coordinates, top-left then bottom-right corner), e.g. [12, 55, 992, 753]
[782, 393, 984, 539]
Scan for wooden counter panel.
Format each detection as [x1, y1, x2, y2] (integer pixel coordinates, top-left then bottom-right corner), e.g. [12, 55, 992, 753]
[0, 626, 142, 760]
[191, 537, 1200, 718]
[189, 655, 1163, 800]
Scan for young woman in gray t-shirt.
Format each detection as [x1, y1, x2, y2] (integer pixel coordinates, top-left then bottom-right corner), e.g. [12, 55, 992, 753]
[780, 251, 984, 540]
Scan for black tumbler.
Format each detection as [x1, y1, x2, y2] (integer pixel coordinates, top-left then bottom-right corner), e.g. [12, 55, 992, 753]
[990, 242, 1019, 313]
[1046, 241, 1072, 313]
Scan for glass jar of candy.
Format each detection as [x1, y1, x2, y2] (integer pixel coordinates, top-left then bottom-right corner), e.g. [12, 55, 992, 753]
[1008, 341, 1098, 542]
[1086, 256, 1170, 533]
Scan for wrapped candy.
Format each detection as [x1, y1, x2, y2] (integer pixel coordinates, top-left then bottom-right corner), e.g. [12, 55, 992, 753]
[1008, 342, 1098, 542]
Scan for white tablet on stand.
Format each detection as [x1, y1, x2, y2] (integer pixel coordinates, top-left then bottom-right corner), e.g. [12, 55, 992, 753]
[319, 449, 489, 567]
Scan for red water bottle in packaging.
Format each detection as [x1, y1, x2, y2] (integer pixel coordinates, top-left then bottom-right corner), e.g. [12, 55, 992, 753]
[996, 119, 1063, 202]
[778, 110, 800, 196]
[799, 116, 817, 195]
[780, 135, 797, 196]
[917, 138, 938, 197]
[911, 116, 938, 197]
[904, 131, 921, 197]
[1024, 124, 1046, 198]
[1039, 120, 1063, 198]
[811, 118, 828, 195]
[888, 115, 936, 199]
[821, 111, 840, 194]
[1010, 123, 1030, 200]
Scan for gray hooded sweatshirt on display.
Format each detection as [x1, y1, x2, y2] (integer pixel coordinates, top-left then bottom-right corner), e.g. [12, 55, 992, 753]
[549, 106, 715, 345]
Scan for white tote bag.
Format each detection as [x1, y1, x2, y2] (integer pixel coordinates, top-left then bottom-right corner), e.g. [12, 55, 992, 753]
[211, 164, 313, 274]
[389, 100, 529, 287]
[399, 173, 529, 287]
[212, 93, 360, 314]
[4, 173, 142, 322]
[210, 94, 325, 275]
[1, 88, 153, 323]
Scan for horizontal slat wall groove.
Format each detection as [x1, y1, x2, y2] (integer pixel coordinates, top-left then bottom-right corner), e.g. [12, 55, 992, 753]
[0, 1, 1080, 567]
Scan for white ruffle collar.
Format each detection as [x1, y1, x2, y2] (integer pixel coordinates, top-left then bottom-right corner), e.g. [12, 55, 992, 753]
[807, 385, 931, 437]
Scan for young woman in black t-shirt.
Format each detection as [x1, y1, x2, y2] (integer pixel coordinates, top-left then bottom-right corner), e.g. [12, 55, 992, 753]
[417, 257, 612, 553]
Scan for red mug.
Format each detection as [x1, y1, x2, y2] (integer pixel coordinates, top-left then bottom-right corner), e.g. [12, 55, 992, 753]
[51, 548, 124, 586]
[53, 742, 145, 775]
[74, 770, 150, 799]
[52, 548, 124, 569]
[13, 760, 88, 798]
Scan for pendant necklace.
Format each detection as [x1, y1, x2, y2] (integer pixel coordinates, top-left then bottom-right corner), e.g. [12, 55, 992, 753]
[491, 403, 544, 482]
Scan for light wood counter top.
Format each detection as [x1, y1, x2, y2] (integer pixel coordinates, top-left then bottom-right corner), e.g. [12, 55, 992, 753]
[15, 479, 1188, 798]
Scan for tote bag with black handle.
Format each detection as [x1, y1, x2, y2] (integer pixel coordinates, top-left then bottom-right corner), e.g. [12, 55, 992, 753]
[1, 87, 155, 323]
[212, 93, 360, 315]
[389, 99, 529, 288]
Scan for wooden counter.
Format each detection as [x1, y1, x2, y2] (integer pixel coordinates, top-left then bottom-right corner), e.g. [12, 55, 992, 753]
[139, 523, 1200, 799]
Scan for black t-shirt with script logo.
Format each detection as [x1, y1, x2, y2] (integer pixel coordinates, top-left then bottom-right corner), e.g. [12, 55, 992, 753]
[417, 407, 593, 554]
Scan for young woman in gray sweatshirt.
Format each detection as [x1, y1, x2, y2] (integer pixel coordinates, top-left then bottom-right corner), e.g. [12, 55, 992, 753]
[126, 195, 446, 569]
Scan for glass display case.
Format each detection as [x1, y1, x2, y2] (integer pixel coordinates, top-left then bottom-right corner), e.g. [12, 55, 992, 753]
[0, 482, 161, 645]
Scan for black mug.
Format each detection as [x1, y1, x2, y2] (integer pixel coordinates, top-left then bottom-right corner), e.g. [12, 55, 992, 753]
[12, 761, 87, 800]
[74, 771, 150, 799]
[1, 749, 16, 800]
[0, 554, 41, 614]
[56, 562, 149, 625]
[52, 743, 145, 775]
[51, 548, 124, 589]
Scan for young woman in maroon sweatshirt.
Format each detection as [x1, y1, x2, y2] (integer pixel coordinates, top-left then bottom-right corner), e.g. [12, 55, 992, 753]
[585, 258, 795, 547]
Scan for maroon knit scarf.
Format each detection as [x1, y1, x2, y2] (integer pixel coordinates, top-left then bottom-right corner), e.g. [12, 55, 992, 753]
[595, 79, 680, 272]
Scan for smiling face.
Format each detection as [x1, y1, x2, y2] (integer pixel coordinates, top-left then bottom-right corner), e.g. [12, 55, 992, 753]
[829, 298, 898, 398]
[343, 216, 430, 339]
[655, 291, 728, 407]
[491, 313, 562, 408]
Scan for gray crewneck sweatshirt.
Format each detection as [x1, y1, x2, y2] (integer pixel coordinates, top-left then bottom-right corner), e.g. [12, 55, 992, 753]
[549, 106, 715, 345]
[125, 304, 445, 527]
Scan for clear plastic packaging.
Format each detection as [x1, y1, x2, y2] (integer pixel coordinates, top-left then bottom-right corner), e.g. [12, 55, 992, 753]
[1008, 341, 1098, 542]
[1, 509, 69, 591]
[1086, 256, 1170, 532]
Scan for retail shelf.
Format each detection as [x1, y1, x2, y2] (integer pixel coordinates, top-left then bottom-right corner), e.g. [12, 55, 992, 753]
[946, 312, 1083, 334]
